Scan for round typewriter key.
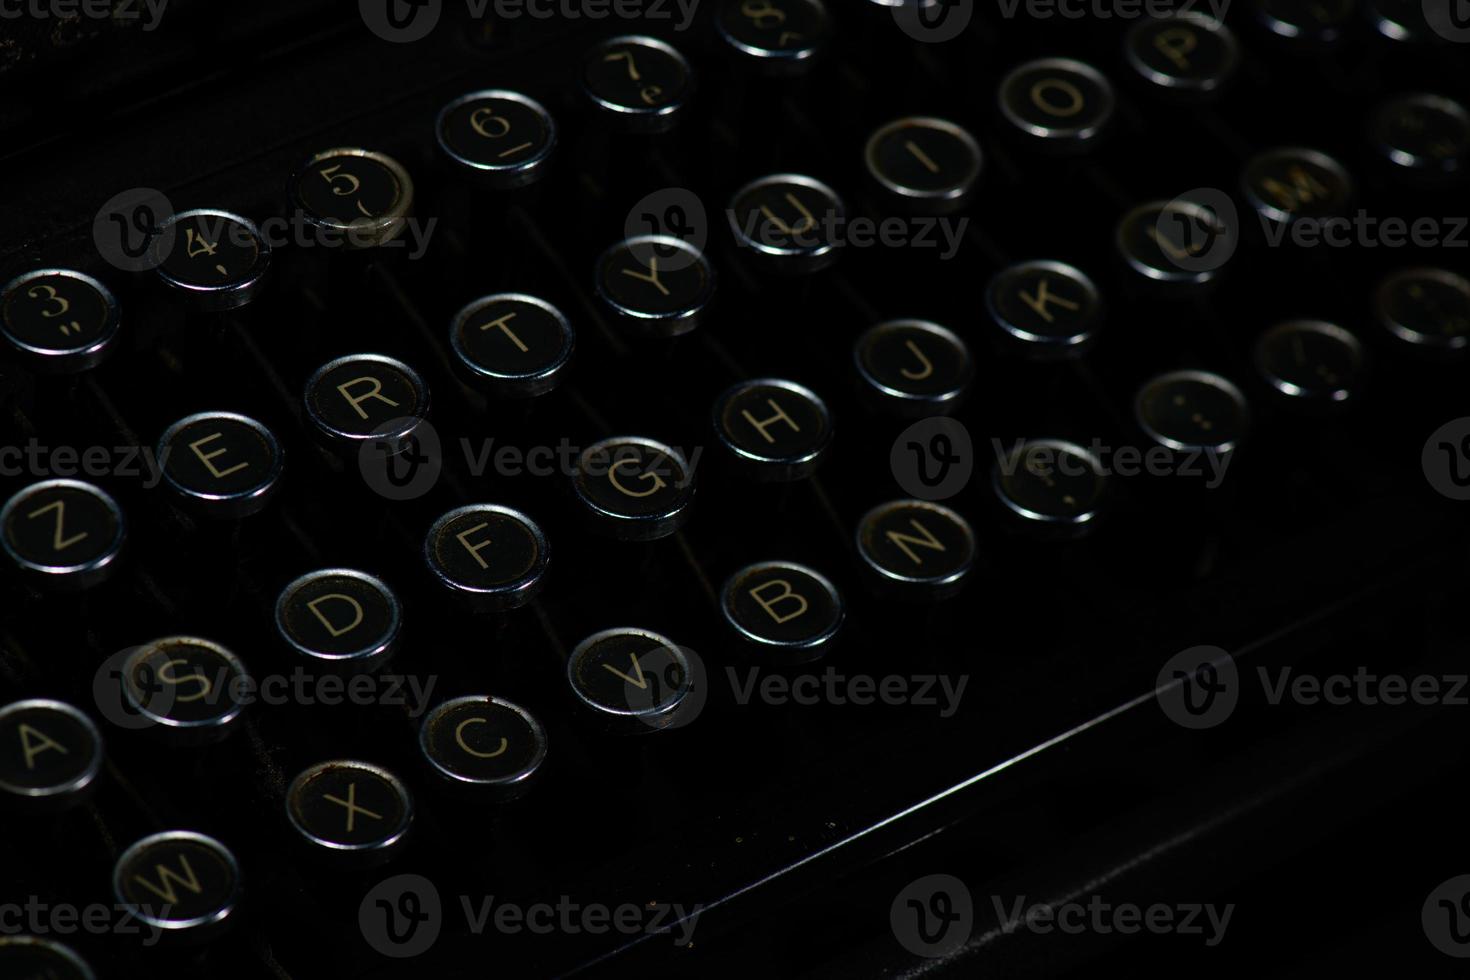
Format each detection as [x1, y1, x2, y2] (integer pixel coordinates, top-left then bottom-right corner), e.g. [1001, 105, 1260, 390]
[305, 353, 431, 451]
[716, 0, 830, 75]
[1117, 199, 1233, 286]
[1254, 320, 1365, 404]
[424, 505, 550, 610]
[1376, 267, 1470, 353]
[987, 260, 1102, 357]
[0, 937, 96, 980]
[151, 210, 271, 311]
[286, 760, 414, 866]
[720, 562, 843, 664]
[864, 117, 983, 215]
[437, 90, 558, 189]
[419, 696, 547, 795]
[856, 500, 975, 600]
[571, 437, 695, 541]
[595, 235, 715, 336]
[276, 569, 402, 672]
[998, 57, 1115, 151]
[1255, 0, 1354, 43]
[158, 412, 283, 519]
[713, 378, 833, 482]
[567, 628, 692, 732]
[992, 439, 1107, 535]
[1135, 370, 1249, 453]
[290, 148, 415, 249]
[450, 293, 575, 397]
[583, 35, 694, 133]
[114, 831, 240, 937]
[0, 699, 103, 811]
[729, 174, 846, 275]
[0, 268, 120, 373]
[1242, 147, 1353, 225]
[1125, 14, 1240, 95]
[120, 637, 249, 744]
[854, 320, 973, 417]
[1, 479, 125, 591]
[1371, 94, 1470, 179]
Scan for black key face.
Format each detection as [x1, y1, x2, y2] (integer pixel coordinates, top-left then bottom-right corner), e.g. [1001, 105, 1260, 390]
[1125, 14, 1240, 93]
[1242, 148, 1353, 223]
[419, 696, 548, 789]
[1255, 320, 1365, 402]
[0, 269, 119, 369]
[305, 354, 430, 444]
[729, 174, 845, 268]
[437, 90, 557, 185]
[584, 36, 692, 129]
[153, 210, 271, 309]
[293, 148, 413, 231]
[0, 937, 95, 980]
[572, 437, 695, 540]
[1377, 268, 1470, 350]
[0, 480, 125, 585]
[159, 412, 282, 515]
[424, 505, 550, 608]
[865, 117, 982, 213]
[0, 700, 103, 806]
[999, 58, 1115, 146]
[1372, 94, 1470, 176]
[595, 236, 714, 334]
[121, 637, 248, 738]
[716, 0, 830, 71]
[721, 562, 843, 660]
[993, 439, 1107, 529]
[276, 569, 401, 668]
[855, 320, 973, 414]
[286, 761, 413, 853]
[1117, 200, 1232, 285]
[1256, 0, 1354, 42]
[714, 379, 833, 480]
[856, 500, 975, 599]
[1135, 370, 1249, 452]
[987, 260, 1102, 354]
[450, 294, 575, 396]
[567, 628, 691, 726]
[113, 831, 240, 931]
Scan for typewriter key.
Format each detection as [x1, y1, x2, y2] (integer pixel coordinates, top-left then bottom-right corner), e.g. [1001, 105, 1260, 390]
[595, 235, 716, 336]
[728, 173, 846, 275]
[854, 320, 973, 417]
[713, 379, 833, 482]
[424, 505, 550, 610]
[113, 830, 241, 937]
[304, 353, 431, 451]
[0, 268, 121, 373]
[720, 562, 844, 664]
[998, 58, 1115, 152]
[1124, 14, 1240, 96]
[151, 209, 271, 311]
[716, 0, 831, 75]
[856, 500, 976, 600]
[290, 148, 415, 249]
[1376, 268, 1470, 353]
[987, 260, 1103, 358]
[1135, 370, 1250, 454]
[437, 89, 558, 188]
[419, 696, 547, 795]
[992, 439, 1108, 536]
[1117, 199, 1234, 287]
[449, 293, 575, 397]
[864, 117, 982, 215]
[276, 569, 402, 672]
[1254, 320, 1365, 404]
[120, 637, 249, 744]
[1371, 94, 1470, 179]
[1255, 0, 1354, 44]
[286, 760, 414, 866]
[571, 437, 696, 541]
[0, 699, 103, 811]
[158, 412, 283, 519]
[0, 479, 126, 591]
[0, 936, 96, 979]
[583, 35, 694, 133]
[1241, 147, 1354, 225]
[567, 628, 692, 732]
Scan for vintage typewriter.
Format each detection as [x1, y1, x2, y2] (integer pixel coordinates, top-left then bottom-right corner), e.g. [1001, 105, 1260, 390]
[2, 1, 1469, 976]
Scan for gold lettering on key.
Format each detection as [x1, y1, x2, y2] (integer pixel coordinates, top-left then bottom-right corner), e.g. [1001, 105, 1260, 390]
[885, 518, 946, 565]
[899, 339, 934, 381]
[336, 376, 401, 420]
[1030, 78, 1084, 118]
[307, 594, 365, 637]
[741, 399, 801, 444]
[132, 855, 203, 905]
[760, 193, 816, 236]
[1018, 277, 1079, 324]
[188, 432, 248, 479]
[479, 311, 529, 352]
[608, 458, 668, 498]
[904, 140, 941, 175]
[322, 781, 383, 833]
[455, 522, 495, 570]
[621, 255, 671, 297]
[18, 723, 68, 770]
[26, 499, 87, 552]
[1152, 27, 1197, 71]
[749, 579, 808, 624]
[454, 717, 508, 758]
